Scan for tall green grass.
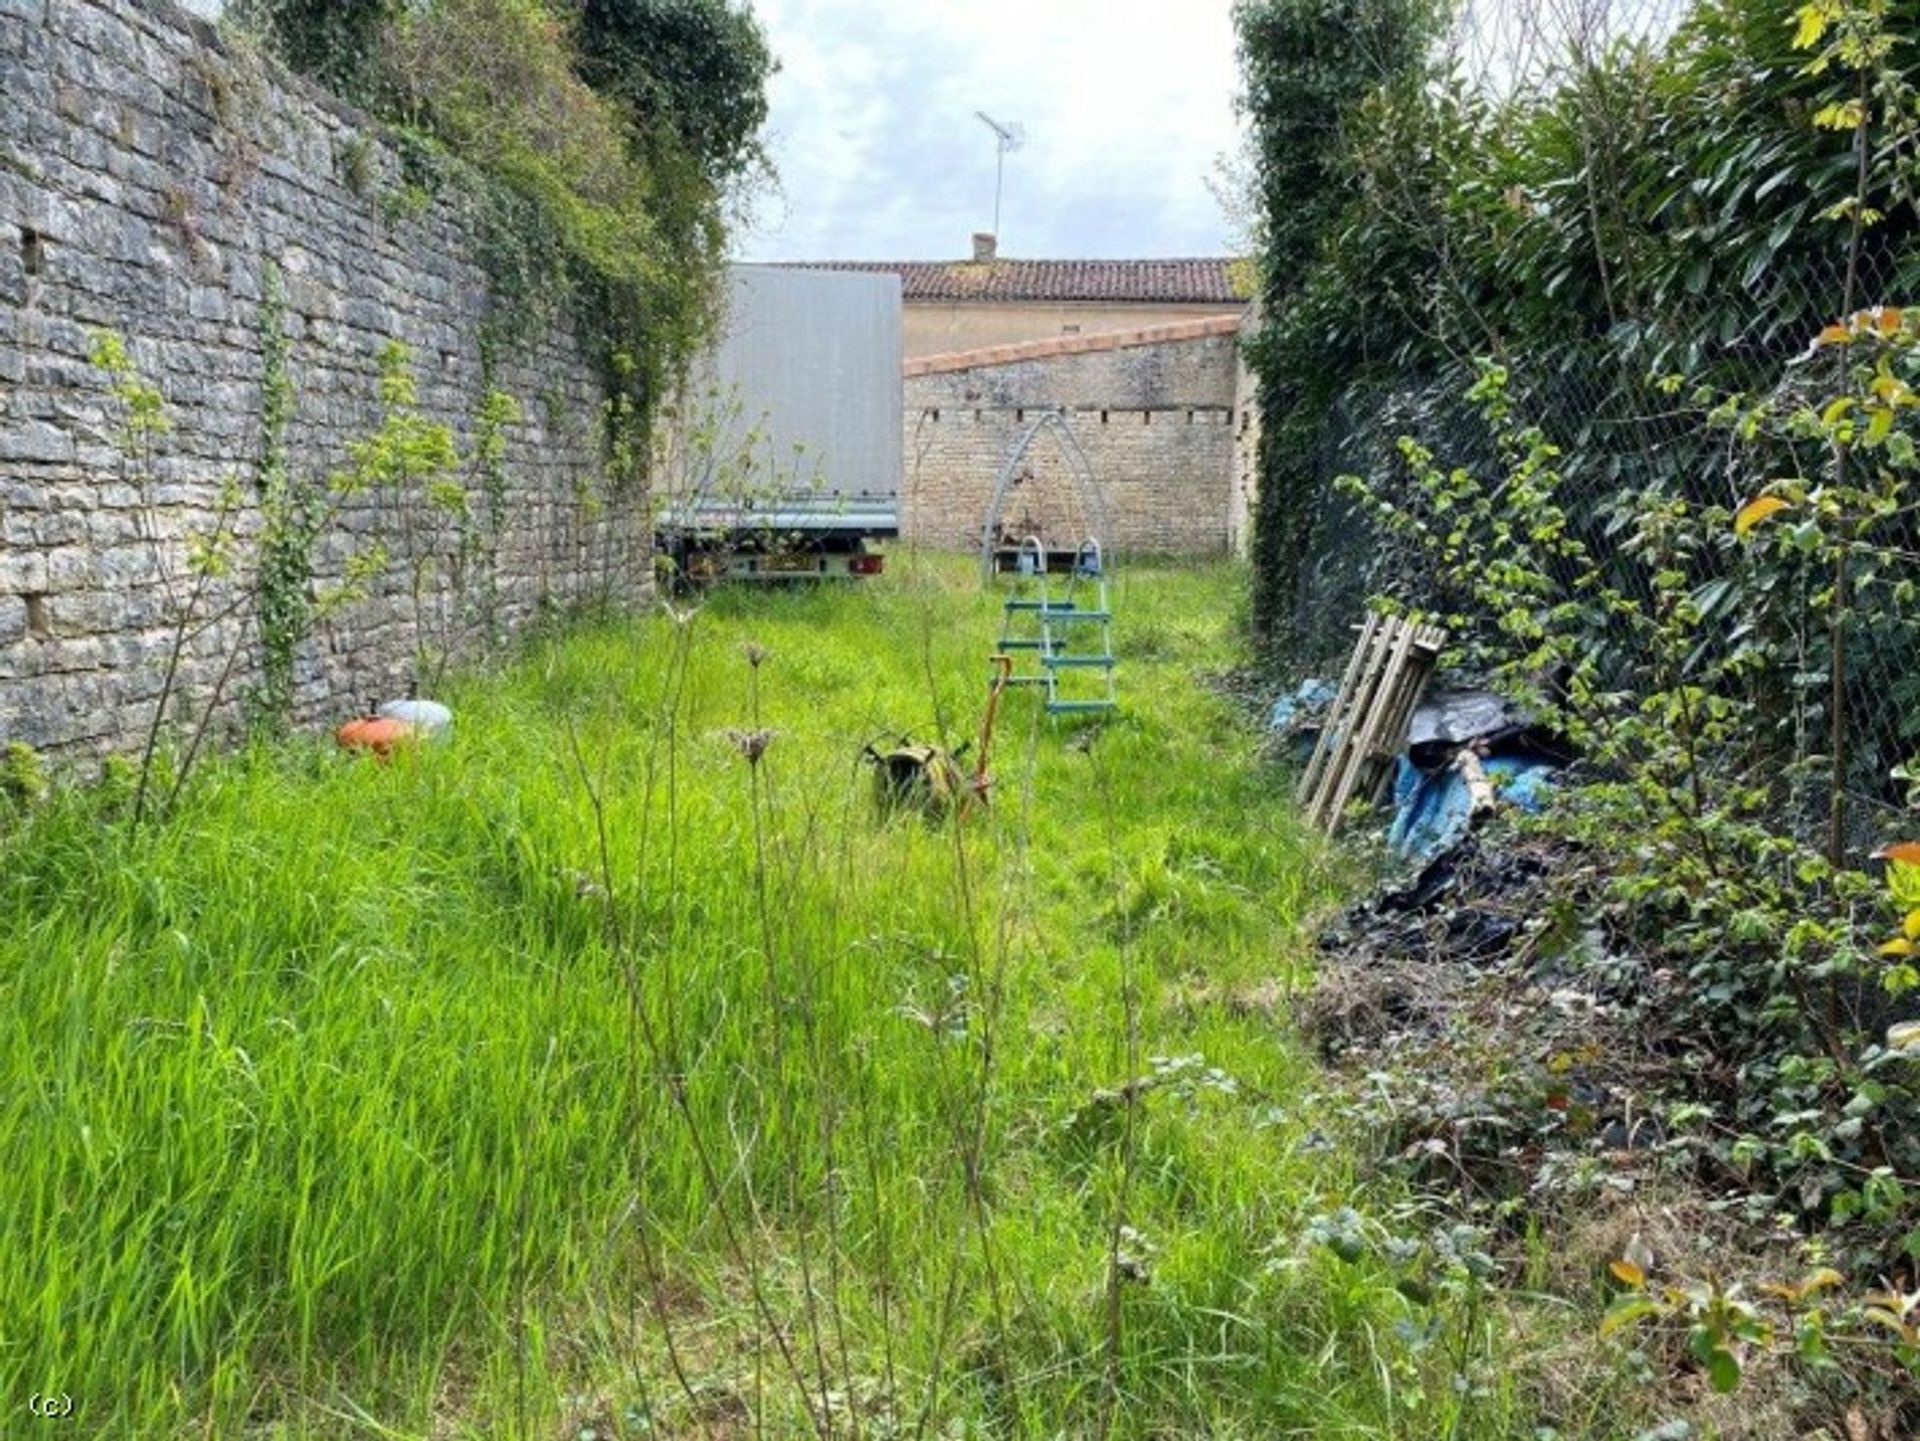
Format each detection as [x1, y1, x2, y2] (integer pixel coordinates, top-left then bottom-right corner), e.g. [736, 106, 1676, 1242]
[0, 556, 1553, 1437]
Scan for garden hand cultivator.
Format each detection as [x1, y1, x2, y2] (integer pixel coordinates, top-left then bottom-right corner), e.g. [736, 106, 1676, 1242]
[863, 654, 1014, 820]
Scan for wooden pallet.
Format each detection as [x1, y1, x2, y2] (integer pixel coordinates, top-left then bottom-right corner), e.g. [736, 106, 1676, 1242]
[1296, 610, 1448, 834]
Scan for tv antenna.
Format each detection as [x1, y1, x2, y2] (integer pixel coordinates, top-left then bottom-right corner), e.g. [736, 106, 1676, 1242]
[976, 111, 1025, 242]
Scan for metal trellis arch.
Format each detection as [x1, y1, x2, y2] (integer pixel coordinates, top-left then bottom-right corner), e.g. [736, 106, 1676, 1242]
[977, 409, 1111, 580]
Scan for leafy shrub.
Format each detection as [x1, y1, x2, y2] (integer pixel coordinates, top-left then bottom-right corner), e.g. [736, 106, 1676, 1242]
[1, 742, 49, 812]
[570, 0, 774, 185]
[1235, 0, 1920, 653]
[236, 0, 767, 434]
[1339, 344, 1920, 1400]
[385, 0, 637, 213]
[1232, 0, 1442, 655]
[1247, 4, 1920, 1321]
[229, 0, 399, 102]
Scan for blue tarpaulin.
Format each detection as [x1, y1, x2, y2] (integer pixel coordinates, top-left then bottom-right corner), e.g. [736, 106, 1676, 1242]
[1386, 752, 1557, 861]
[1270, 677, 1562, 858]
[1269, 678, 1340, 762]
[1269, 678, 1339, 734]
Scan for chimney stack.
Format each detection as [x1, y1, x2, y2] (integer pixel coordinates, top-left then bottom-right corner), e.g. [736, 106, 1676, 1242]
[971, 232, 998, 263]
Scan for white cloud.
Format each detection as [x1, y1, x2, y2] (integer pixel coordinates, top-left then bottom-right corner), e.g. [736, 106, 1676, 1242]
[737, 0, 1246, 262]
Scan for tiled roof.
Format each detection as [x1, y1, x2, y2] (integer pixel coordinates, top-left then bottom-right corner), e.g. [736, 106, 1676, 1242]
[787, 258, 1255, 306]
[905, 316, 1243, 377]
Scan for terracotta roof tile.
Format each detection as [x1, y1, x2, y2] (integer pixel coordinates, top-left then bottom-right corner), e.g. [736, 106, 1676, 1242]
[904, 315, 1242, 377]
[787, 257, 1254, 306]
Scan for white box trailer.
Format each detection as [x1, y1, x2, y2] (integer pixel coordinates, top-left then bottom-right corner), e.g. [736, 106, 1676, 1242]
[656, 265, 903, 581]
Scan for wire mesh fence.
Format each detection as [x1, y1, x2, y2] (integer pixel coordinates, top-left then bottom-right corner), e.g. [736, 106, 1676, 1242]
[1288, 240, 1920, 851]
[1244, 0, 1920, 852]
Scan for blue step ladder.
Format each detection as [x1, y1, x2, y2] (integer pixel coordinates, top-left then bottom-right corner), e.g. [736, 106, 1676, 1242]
[996, 537, 1116, 717]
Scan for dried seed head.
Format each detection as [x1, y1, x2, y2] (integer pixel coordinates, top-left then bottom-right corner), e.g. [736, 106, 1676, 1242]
[742, 641, 768, 669]
[725, 727, 777, 765]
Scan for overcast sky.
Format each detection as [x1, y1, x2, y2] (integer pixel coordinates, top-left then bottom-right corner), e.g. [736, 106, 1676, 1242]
[736, 0, 1247, 264]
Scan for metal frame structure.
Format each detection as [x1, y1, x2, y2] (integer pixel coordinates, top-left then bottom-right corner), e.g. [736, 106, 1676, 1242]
[977, 409, 1112, 580]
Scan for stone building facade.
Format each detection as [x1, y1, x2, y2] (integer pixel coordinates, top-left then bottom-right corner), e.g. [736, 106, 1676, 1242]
[0, 0, 645, 757]
[810, 243, 1259, 558]
[799, 239, 1253, 361]
[903, 317, 1249, 558]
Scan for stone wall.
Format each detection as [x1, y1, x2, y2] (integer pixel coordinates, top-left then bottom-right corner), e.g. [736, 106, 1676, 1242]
[903, 319, 1241, 557]
[0, 0, 647, 757]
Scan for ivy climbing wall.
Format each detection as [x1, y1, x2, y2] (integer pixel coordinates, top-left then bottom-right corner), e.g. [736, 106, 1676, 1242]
[0, 0, 650, 756]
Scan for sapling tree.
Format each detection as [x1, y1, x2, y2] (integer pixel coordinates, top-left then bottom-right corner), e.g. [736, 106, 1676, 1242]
[91, 330, 252, 828]
[92, 323, 493, 823]
[648, 376, 825, 591]
[459, 382, 522, 644]
[332, 340, 463, 693]
[252, 278, 437, 731]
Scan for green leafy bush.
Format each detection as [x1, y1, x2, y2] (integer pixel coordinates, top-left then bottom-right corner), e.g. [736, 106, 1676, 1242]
[1339, 340, 1920, 1402]
[229, 0, 399, 101]
[571, 0, 774, 186]
[379, 0, 722, 396]
[1232, 0, 1441, 655]
[1235, 0, 1920, 653]
[1256, 6, 1920, 1406]
[236, 0, 770, 432]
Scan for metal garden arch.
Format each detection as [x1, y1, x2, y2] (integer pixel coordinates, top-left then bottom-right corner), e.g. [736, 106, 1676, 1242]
[977, 409, 1112, 579]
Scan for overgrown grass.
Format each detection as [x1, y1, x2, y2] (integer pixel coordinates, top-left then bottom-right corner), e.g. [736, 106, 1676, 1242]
[3, 556, 1589, 1438]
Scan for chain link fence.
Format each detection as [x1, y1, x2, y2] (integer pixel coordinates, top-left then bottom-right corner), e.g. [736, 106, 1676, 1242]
[1289, 227, 1920, 848]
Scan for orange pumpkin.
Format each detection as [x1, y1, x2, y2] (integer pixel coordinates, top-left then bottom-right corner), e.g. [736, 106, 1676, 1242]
[335, 715, 417, 760]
